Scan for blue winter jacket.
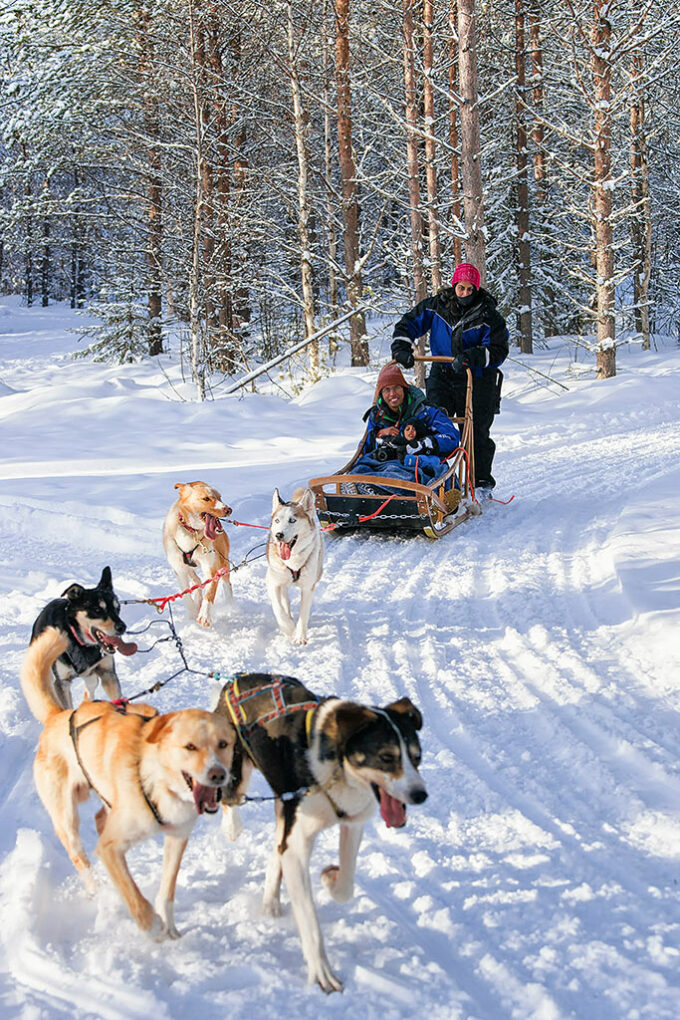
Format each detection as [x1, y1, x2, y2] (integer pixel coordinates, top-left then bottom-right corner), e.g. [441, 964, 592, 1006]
[392, 286, 509, 379]
[361, 384, 460, 457]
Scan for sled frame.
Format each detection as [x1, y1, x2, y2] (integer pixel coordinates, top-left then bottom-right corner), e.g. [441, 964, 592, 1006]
[309, 363, 480, 539]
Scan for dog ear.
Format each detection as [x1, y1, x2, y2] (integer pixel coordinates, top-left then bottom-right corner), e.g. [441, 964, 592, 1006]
[322, 702, 378, 757]
[144, 712, 176, 744]
[62, 582, 86, 602]
[385, 697, 423, 731]
[272, 488, 285, 512]
[298, 488, 315, 514]
[174, 482, 185, 491]
[98, 566, 113, 590]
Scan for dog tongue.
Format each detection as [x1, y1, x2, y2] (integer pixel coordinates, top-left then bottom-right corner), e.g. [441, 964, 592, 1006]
[102, 633, 138, 656]
[279, 542, 292, 561]
[193, 782, 220, 815]
[379, 789, 407, 828]
[203, 513, 223, 540]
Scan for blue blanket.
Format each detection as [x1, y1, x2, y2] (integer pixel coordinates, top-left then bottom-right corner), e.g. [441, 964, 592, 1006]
[350, 452, 447, 489]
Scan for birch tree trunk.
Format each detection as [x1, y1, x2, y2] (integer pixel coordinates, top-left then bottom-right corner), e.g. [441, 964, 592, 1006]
[629, 48, 651, 350]
[515, 0, 533, 353]
[591, 0, 616, 379]
[457, 0, 486, 277]
[335, 0, 368, 366]
[287, 2, 318, 375]
[423, 0, 442, 292]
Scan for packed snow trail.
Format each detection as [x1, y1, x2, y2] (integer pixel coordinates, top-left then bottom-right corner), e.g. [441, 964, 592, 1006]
[1, 300, 679, 1018]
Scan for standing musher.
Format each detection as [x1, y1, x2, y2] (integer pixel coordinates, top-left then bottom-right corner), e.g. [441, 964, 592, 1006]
[390, 262, 509, 490]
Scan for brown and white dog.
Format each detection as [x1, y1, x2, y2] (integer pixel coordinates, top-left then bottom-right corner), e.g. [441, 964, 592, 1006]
[22, 628, 237, 938]
[215, 672, 427, 992]
[162, 481, 232, 627]
[266, 488, 324, 645]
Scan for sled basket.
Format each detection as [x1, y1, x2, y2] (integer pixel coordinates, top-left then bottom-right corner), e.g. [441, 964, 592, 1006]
[309, 363, 480, 540]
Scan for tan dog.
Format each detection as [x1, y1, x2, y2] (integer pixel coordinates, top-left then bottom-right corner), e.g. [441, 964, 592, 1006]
[21, 628, 237, 938]
[266, 487, 324, 645]
[162, 481, 232, 627]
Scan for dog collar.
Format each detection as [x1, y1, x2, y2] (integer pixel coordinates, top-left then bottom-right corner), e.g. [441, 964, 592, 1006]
[177, 512, 200, 534]
[69, 623, 89, 646]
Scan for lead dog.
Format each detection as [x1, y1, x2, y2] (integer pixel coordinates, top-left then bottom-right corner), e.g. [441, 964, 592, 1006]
[215, 672, 427, 992]
[22, 628, 237, 937]
[162, 481, 232, 627]
[266, 487, 324, 644]
[29, 566, 137, 710]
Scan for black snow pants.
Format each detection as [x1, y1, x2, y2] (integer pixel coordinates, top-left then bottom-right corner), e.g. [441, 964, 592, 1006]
[426, 363, 500, 484]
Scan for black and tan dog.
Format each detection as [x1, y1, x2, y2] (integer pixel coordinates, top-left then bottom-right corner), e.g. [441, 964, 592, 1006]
[29, 566, 137, 710]
[214, 672, 427, 993]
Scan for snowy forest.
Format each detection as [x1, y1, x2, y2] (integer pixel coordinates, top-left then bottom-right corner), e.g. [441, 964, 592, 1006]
[1, 0, 679, 388]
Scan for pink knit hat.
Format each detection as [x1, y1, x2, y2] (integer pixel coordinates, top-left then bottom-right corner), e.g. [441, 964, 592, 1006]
[451, 262, 481, 289]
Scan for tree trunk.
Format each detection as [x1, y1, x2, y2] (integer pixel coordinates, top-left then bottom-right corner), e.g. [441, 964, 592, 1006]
[514, 0, 533, 353]
[287, 2, 318, 375]
[323, 25, 339, 347]
[137, 8, 163, 356]
[457, 0, 486, 276]
[41, 204, 50, 308]
[423, 0, 442, 293]
[334, 0, 368, 365]
[592, 0, 616, 379]
[629, 48, 651, 350]
[402, 0, 427, 304]
[448, 0, 463, 266]
[188, 0, 206, 399]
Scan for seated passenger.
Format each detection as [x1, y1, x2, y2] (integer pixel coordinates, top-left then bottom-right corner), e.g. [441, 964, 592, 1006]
[351, 363, 460, 485]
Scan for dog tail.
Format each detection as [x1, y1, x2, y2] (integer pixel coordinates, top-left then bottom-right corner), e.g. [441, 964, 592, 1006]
[20, 627, 69, 723]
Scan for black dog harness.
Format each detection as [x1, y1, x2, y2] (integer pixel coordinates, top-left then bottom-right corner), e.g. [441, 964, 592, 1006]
[68, 705, 167, 826]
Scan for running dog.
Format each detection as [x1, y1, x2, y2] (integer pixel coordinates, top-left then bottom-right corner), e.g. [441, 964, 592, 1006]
[266, 487, 324, 644]
[29, 566, 137, 710]
[162, 480, 232, 627]
[21, 628, 237, 938]
[215, 672, 427, 992]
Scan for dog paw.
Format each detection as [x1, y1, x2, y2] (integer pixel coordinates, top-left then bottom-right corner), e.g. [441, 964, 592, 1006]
[262, 896, 282, 918]
[308, 959, 344, 994]
[292, 628, 308, 645]
[321, 865, 352, 903]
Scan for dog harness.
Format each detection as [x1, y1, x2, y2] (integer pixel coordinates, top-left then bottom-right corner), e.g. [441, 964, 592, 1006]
[68, 705, 167, 826]
[222, 674, 319, 737]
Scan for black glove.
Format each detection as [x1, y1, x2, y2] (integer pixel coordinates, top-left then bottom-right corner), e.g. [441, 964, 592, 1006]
[406, 436, 436, 456]
[454, 348, 489, 372]
[391, 337, 415, 368]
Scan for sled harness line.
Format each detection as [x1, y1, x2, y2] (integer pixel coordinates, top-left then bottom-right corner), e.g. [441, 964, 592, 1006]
[120, 540, 268, 614]
[68, 706, 167, 825]
[111, 605, 210, 705]
[213, 673, 347, 817]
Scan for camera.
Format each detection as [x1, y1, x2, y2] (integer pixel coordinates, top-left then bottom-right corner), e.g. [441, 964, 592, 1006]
[374, 439, 403, 462]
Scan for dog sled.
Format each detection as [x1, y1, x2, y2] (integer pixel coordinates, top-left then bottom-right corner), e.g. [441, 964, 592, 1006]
[309, 358, 481, 540]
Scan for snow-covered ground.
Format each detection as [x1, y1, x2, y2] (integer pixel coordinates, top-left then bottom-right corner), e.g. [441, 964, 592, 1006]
[1, 296, 679, 1019]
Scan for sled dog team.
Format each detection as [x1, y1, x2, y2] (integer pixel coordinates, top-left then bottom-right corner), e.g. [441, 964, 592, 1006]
[20, 480, 427, 993]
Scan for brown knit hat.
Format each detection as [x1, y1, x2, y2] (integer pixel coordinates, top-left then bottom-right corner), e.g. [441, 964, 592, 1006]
[374, 362, 408, 402]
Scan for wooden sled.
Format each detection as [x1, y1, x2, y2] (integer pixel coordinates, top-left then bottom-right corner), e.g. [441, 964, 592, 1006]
[309, 359, 482, 540]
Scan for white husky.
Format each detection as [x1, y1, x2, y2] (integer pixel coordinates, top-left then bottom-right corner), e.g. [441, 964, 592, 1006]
[265, 487, 324, 645]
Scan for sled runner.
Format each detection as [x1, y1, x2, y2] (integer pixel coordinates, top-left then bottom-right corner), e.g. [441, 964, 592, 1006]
[309, 359, 481, 539]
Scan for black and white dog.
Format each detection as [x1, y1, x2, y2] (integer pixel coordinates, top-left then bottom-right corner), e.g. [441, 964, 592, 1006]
[29, 566, 137, 710]
[214, 673, 427, 993]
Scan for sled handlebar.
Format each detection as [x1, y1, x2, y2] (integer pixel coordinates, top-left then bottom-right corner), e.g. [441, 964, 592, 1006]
[413, 355, 458, 362]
